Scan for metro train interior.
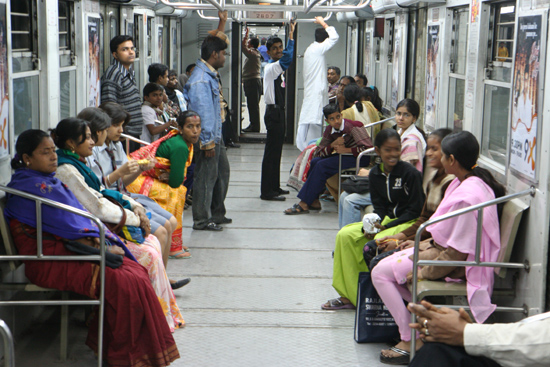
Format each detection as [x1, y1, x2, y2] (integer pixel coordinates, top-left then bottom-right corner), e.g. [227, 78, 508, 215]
[0, 0, 549, 365]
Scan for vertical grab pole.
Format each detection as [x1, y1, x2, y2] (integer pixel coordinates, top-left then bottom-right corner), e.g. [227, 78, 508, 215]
[97, 222, 106, 367]
[36, 202, 43, 257]
[0, 320, 15, 367]
[475, 208, 483, 263]
[337, 153, 342, 213]
[409, 227, 423, 360]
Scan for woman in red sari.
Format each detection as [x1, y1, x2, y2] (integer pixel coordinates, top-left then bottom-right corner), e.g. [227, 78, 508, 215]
[5, 129, 179, 367]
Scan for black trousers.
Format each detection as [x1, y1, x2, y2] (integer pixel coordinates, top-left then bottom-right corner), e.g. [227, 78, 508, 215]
[261, 105, 285, 198]
[410, 343, 501, 367]
[243, 79, 262, 131]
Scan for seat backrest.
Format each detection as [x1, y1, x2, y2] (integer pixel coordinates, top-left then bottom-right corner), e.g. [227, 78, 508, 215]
[496, 198, 529, 278]
[0, 197, 20, 272]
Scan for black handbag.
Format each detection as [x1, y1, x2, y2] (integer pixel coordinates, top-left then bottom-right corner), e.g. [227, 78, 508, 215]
[354, 272, 400, 343]
[341, 175, 370, 194]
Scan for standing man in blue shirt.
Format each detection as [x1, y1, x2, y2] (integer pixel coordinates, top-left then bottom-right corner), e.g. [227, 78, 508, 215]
[260, 21, 296, 201]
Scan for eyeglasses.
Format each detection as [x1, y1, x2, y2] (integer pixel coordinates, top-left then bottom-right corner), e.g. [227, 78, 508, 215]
[396, 112, 412, 118]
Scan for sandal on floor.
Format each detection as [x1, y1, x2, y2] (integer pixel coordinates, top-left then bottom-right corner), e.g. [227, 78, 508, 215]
[169, 251, 192, 259]
[321, 298, 355, 310]
[284, 203, 309, 215]
[379, 347, 410, 365]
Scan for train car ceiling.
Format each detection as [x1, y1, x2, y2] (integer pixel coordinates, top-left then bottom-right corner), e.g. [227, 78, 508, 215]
[158, 0, 372, 13]
[335, 7, 374, 21]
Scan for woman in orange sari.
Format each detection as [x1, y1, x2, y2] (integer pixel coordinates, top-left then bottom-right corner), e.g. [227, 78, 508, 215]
[127, 110, 200, 256]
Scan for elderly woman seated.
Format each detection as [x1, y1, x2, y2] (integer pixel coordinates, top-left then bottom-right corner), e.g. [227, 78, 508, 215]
[5, 129, 179, 366]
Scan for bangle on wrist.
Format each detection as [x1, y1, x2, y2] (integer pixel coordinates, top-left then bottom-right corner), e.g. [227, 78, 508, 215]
[105, 174, 111, 187]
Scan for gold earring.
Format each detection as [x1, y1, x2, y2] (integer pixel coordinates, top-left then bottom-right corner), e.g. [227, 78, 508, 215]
[26, 161, 30, 166]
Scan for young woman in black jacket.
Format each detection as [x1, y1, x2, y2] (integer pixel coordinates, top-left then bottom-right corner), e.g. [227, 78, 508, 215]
[323, 128, 424, 310]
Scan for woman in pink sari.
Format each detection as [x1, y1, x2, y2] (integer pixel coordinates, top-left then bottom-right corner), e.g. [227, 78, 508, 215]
[371, 131, 505, 365]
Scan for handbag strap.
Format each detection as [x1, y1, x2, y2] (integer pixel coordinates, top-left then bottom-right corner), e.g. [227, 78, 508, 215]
[103, 196, 127, 234]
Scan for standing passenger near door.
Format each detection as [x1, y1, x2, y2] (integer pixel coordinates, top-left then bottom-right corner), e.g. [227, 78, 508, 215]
[101, 35, 142, 152]
[242, 28, 262, 133]
[185, 11, 231, 231]
[295, 16, 339, 151]
[260, 21, 296, 202]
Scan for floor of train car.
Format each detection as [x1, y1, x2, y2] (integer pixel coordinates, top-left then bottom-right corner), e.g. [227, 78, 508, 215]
[13, 143, 389, 367]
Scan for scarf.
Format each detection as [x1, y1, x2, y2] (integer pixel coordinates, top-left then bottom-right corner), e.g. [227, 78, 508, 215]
[56, 149, 131, 210]
[4, 169, 136, 261]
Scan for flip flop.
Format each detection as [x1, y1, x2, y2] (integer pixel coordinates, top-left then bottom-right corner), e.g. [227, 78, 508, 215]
[321, 298, 355, 310]
[379, 346, 410, 365]
[284, 203, 310, 215]
[169, 251, 192, 259]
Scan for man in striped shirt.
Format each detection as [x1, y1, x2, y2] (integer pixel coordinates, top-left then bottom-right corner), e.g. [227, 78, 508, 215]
[101, 35, 143, 152]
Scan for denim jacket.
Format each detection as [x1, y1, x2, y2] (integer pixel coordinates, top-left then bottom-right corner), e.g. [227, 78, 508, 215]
[184, 59, 222, 149]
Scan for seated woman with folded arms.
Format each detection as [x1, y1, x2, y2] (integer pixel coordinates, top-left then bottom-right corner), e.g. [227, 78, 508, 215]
[372, 131, 505, 365]
[52, 118, 184, 332]
[126, 110, 200, 252]
[5, 129, 179, 366]
[323, 128, 424, 311]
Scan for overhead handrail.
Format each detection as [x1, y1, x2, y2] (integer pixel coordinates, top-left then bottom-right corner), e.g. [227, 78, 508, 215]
[0, 185, 106, 367]
[0, 320, 15, 367]
[409, 186, 536, 360]
[158, 0, 371, 13]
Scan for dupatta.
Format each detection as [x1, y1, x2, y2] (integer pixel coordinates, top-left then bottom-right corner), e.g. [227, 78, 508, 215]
[5, 169, 136, 261]
[427, 176, 501, 323]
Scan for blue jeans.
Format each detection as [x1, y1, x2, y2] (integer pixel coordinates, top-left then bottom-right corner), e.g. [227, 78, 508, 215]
[339, 191, 372, 228]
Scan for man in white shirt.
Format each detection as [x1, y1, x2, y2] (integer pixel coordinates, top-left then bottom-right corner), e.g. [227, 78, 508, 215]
[295, 17, 339, 151]
[407, 300, 550, 367]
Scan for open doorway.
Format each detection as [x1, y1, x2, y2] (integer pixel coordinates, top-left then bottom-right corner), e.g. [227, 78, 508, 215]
[240, 24, 286, 139]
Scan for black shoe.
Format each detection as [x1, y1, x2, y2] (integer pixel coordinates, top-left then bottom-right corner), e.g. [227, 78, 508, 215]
[278, 188, 290, 195]
[193, 222, 223, 231]
[226, 141, 241, 148]
[214, 217, 232, 224]
[170, 278, 191, 290]
[261, 195, 286, 201]
[243, 126, 260, 133]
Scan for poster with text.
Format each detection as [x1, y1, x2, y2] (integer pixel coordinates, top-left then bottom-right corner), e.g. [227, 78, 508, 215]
[425, 25, 439, 129]
[88, 17, 101, 107]
[0, 1, 8, 159]
[509, 15, 542, 181]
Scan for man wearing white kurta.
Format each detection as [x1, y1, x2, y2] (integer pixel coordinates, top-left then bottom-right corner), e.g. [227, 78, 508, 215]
[295, 17, 339, 151]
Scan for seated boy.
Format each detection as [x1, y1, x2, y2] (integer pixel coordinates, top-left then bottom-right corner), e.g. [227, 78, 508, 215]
[140, 82, 176, 143]
[284, 103, 372, 214]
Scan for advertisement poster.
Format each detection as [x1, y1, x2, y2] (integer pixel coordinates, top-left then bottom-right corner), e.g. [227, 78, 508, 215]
[425, 24, 439, 129]
[391, 28, 401, 108]
[364, 32, 371, 77]
[88, 17, 101, 107]
[0, 1, 8, 159]
[509, 15, 542, 181]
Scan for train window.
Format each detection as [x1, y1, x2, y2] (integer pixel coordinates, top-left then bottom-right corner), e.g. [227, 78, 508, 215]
[10, 0, 37, 72]
[384, 19, 394, 110]
[13, 76, 39, 136]
[448, 7, 469, 131]
[58, 1, 75, 68]
[487, 2, 515, 83]
[481, 85, 510, 165]
[449, 7, 468, 75]
[60, 71, 76, 120]
[133, 15, 140, 59]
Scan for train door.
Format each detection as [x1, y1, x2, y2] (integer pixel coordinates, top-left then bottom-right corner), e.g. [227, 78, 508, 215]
[175, 20, 182, 71]
[446, 6, 469, 131]
[133, 12, 144, 93]
[480, 1, 516, 167]
[146, 14, 154, 78]
[10, 0, 40, 136]
[58, 0, 78, 117]
[347, 23, 358, 76]
[380, 17, 394, 112]
[169, 18, 179, 71]
[100, 4, 120, 72]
